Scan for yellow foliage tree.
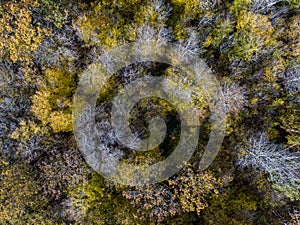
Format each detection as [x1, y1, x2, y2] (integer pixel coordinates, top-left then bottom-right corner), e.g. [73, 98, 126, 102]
[231, 10, 277, 61]
[0, 0, 49, 63]
[74, 0, 142, 48]
[31, 68, 75, 132]
[122, 165, 222, 222]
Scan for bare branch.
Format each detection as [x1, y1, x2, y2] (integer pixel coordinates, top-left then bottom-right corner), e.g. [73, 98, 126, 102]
[236, 132, 300, 199]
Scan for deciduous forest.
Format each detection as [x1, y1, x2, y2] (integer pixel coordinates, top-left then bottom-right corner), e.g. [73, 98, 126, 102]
[0, 0, 299, 224]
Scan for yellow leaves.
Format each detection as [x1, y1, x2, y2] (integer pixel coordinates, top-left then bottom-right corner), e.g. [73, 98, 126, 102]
[1, 160, 9, 167]
[288, 16, 300, 40]
[31, 90, 52, 125]
[250, 97, 258, 104]
[236, 10, 273, 34]
[48, 112, 73, 133]
[203, 36, 213, 47]
[74, 2, 127, 49]
[230, 0, 251, 16]
[31, 68, 75, 132]
[133, 0, 170, 28]
[44, 68, 76, 96]
[171, 0, 187, 5]
[170, 0, 206, 22]
[121, 164, 221, 222]
[169, 168, 220, 215]
[285, 15, 300, 58]
[10, 120, 49, 141]
[164, 67, 206, 112]
[0, 162, 45, 223]
[233, 10, 277, 61]
[273, 98, 285, 107]
[0, 0, 50, 63]
[263, 58, 285, 82]
[203, 18, 234, 48]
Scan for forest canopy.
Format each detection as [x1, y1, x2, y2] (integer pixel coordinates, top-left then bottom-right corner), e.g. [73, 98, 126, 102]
[0, 0, 299, 224]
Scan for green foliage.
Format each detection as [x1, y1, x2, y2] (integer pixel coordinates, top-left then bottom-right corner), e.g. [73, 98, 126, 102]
[68, 172, 142, 225]
[279, 100, 300, 147]
[288, 0, 300, 9]
[272, 183, 300, 202]
[169, 0, 217, 40]
[203, 187, 257, 225]
[203, 18, 235, 48]
[74, 0, 142, 48]
[230, 0, 251, 16]
[0, 162, 54, 224]
[38, 0, 71, 28]
[1, 0, 299, 224]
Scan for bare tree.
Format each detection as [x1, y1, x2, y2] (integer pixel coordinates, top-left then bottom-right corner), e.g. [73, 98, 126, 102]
[221, 81, 247, 114]
[236, 132, 300, 200]
[33, 25, 80, 71]
[198, 0, 219, 11]
[133, 25, 173, 63]
[145, 0, 172, 24]
[136, 25, 172, 45]
[0, 60, 31, 155]
[284, 65, 300, 94]
[228, 58, 249, 78]
[177, 28, 202, 60]
[131, 0, 173, 45]
[249, 0, 284, 13]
